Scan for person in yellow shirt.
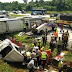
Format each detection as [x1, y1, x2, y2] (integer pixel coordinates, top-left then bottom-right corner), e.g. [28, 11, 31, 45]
[58, 60, 63, 72]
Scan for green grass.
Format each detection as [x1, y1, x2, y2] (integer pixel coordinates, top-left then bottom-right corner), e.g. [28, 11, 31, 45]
[26, 11, 31, 13]
[11, 14, 25, 17]
[9, 32, 34, 46]
[0, 59, 14, 72]
[64, 52, 72, 62]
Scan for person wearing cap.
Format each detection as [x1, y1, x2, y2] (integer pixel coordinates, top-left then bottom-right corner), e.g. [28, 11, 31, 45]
[27, 59, 37, 72]
[57, 37, 62, 54]
[45, 49, 52, 64]
[30, 44, 34, 52]
[40, 50, 48, 70]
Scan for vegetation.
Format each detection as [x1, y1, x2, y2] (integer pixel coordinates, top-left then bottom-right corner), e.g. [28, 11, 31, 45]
[11, 14, 24, 17]
[9, 32, 34, 46]
[0, 0, 72, 12]
[64, 51, 72, 62]
[0, 60, 14, 72]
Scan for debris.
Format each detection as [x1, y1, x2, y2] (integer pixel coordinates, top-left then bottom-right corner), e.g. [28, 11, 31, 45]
[18, 32, 25, 37]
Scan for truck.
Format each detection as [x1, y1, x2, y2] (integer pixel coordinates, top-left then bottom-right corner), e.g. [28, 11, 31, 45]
[56, 14, 72, 27]
[0, 18, 23, 34]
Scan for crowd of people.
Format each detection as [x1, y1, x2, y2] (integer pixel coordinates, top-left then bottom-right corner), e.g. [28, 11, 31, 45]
[10, 26, 70, 72]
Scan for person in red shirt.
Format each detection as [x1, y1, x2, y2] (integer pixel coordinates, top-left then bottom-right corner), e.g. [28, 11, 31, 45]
[17, 41, 21, 47]
[11, 37, 15, 44]
[40, 23, 43, 25]
[45, 49, 52, 64]
[60, 22, 64, 32]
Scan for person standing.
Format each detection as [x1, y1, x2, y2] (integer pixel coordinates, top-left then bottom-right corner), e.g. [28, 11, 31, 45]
[23, 24, 26, 32]
[41, 50, 48, 70]
[36, 48, 40, 66]
[50, 36, 54, 52]
[63, 34, 68, 48]
[58, 60, 63, 72]
[65, 30, 69, 37]
[62, 30, 65, 41]
[31, 50, 37, 66]
[42, 32, 46, 45]
[17, 41, 22, 52]
[11, 37, 15, 44]
[57, 37, 62, 54]
[34, 38, 37, 46]
[17, 41, 21, 47]
[60, 22, 64, 32]
[45, 29, 48, 44]
[53, 30, 58, 42]
[37, 38, 41, 50]
[45, 49, 52, 64]
[26, 51, 31, 63]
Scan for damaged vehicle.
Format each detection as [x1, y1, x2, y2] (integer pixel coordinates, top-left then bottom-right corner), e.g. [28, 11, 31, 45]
[0, 39, 24, 62]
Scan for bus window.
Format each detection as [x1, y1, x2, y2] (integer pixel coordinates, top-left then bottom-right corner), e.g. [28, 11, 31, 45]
[0, 46, 12, 57]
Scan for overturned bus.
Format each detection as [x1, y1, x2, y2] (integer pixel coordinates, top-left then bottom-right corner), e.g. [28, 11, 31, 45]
[0, 39, 24, 62]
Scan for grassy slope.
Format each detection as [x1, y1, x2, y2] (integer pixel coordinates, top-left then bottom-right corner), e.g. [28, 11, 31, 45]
[0, 60, 14, 72]
[11, 14, 24, 17]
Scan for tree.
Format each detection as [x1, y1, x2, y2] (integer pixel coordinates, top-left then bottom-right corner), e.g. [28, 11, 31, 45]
[23, 0, 28, 4]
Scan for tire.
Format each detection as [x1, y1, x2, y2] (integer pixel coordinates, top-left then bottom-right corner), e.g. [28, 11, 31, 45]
[40, 30, 44, 35]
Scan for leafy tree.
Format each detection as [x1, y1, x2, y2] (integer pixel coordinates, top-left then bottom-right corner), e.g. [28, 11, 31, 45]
[23, 0, 28, 4]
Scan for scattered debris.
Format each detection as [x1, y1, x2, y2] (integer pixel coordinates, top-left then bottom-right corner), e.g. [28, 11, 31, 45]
[18, 32, 25, 37]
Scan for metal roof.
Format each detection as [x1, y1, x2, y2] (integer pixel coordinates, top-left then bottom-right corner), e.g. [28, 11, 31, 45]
[0, 18, 19, 21]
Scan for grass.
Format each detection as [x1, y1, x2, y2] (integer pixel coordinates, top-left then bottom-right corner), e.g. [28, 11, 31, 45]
[11, 14, 25, 17]
[64, 52, 72, 62]
[0, 59, 14, 72]
[8, 32, 34, 46]
[0, 59, 29, 72]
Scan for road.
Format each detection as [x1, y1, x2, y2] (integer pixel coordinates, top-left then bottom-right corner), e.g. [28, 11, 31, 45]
[10, 12, 50, 18]
[35, 27, 72, 49]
